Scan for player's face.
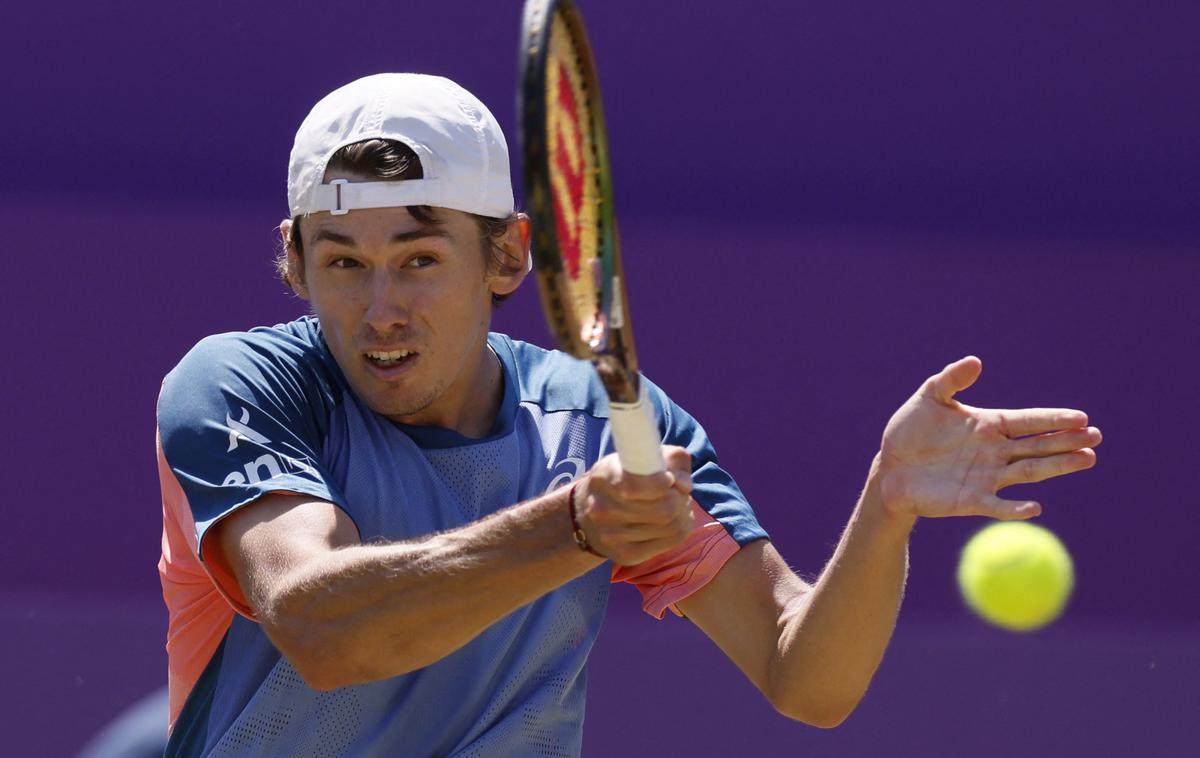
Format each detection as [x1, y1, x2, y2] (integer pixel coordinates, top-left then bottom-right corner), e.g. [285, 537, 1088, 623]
[288, 206, 522, 432]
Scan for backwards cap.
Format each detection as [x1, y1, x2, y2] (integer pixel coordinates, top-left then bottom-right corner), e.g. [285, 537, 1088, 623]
[287, 73, 514, 219]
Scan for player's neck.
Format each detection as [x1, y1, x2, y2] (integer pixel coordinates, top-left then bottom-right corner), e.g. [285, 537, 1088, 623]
[439, 342, 505, 439]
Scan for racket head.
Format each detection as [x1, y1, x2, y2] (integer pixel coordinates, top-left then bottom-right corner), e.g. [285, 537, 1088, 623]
[519, 0, 641, 402]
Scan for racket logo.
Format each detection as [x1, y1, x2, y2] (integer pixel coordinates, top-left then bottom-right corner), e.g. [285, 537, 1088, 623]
[548, 57, 588, 280]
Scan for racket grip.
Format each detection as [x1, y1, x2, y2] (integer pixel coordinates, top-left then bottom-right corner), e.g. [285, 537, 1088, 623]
[608, 379, 665, 475]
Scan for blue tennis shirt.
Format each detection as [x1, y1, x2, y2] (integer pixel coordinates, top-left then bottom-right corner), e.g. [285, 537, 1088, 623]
[157, 316, 766, 756]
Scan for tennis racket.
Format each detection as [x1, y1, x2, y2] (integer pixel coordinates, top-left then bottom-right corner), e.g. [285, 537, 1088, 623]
[519, 0, 663, 476]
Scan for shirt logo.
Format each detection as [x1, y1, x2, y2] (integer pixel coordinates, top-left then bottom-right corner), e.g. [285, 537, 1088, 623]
[545, 456, 587, 494]
[227, 407, 271, 452]
[220, 406, 318, 488]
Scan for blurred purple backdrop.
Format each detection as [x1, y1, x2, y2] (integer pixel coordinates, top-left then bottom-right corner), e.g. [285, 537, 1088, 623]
[2, 1, 1197, 755]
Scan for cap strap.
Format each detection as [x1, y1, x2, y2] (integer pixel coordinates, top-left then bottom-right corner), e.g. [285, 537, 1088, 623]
[310, 178, 446, 216]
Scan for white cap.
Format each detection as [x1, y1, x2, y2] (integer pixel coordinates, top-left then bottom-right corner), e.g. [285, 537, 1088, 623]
[287, 73, 515, 219]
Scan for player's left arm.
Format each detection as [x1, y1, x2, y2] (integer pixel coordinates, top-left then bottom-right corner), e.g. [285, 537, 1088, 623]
[678, 356, 1102, 728]
[677, 480, 910, 730]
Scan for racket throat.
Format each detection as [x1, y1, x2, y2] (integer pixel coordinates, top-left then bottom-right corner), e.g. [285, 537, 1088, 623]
[592, 354, 640, 404]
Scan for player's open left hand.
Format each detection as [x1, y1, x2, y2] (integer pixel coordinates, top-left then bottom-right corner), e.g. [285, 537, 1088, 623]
[575, 446, 695, 565]
[877, 356, 1102, 521]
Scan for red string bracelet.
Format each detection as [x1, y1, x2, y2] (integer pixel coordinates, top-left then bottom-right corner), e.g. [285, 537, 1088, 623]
[568, 480, 604, 558]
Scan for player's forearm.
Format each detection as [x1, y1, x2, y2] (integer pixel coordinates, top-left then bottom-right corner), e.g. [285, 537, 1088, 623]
[772, 454, 914, 726]
[265, 485, 602, 690]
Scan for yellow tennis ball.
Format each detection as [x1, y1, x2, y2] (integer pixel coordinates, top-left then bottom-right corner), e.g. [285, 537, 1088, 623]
[956, 522, 1075, 632]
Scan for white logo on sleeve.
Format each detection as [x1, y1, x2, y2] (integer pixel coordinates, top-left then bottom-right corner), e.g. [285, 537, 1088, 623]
[221, 406, 318, 488]
[227, 407, 272, 452]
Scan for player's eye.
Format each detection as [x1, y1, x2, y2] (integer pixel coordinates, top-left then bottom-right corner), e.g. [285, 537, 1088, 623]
[329, 257, 361, 269]
[407, 255, 437, 269]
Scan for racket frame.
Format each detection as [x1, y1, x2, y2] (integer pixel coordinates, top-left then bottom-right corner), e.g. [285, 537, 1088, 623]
[520, 0, 663, 474]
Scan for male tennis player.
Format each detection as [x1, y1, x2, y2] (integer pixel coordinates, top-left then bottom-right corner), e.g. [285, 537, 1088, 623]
[157, 73, 1101, 756]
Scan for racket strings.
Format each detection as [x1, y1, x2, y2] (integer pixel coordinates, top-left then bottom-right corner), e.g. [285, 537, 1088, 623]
[546, 13, 604, 340]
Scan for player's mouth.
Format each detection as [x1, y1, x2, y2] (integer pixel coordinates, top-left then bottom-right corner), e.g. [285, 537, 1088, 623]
[363, 349, 419, 377]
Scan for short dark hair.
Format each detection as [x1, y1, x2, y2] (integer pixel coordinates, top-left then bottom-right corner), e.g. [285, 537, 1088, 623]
[278, 138, 521, 305]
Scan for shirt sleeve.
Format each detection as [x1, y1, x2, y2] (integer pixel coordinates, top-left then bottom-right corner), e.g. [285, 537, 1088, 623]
[156, 329, 346, 562]
[610, 377, 769, 619]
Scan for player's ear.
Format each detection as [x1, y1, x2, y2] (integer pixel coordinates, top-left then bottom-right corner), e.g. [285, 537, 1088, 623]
[488, 213, 532, 298]
[279, 219, 311, 300]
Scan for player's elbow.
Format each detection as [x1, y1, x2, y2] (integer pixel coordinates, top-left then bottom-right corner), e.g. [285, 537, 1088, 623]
[261, 614, 352, 691]
[258, 592, 373, 692]
[262, 598, 434, 691]
[290, 639, 364, 692]
[769, 688, 859, 729]
[774, 699, 856, 729]
[281, 629, 432, 691]
[270, 620, 397, 691]
[293, 658, 349, 693]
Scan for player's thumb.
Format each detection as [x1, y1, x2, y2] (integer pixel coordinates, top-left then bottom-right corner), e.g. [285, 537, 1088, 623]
[662, 446, 694, 495]
[931, 356, 983, 403]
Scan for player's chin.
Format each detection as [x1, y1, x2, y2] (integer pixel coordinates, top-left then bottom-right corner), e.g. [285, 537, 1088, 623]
[362, 385, 437, 422]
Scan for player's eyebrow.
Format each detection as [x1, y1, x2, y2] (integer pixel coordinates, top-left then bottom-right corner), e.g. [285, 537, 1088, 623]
[310, 227, 451, 247]
[389, 227, 451, 245]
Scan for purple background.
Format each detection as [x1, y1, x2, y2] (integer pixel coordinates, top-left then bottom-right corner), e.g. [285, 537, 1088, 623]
[3, 1, 1197, 755]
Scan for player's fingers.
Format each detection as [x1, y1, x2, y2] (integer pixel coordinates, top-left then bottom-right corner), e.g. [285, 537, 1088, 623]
[611, 516, 691, 543]
[998, 408, 1090, 438]
[923, 356, 982, 404]
[973, 495, 1042, 521]
[585, 484, 689, 527]
[598, 498, 696, 563]
[630, 487, 692, 528]
[588, 462, 675, 502]
[610, 532, 693, 565]
[998, 448, 1098, 488]
[662, 446, 693, 495]
[1006, 427, 1103, 462]
[676, 500, 699, 536]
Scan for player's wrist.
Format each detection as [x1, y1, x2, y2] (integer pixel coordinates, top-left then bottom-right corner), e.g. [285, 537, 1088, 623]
[567, 478, 607, 560]
[865, 453, 919, 534]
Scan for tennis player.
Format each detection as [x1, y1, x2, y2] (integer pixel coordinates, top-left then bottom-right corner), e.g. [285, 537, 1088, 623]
[157, 73, 1101, 756]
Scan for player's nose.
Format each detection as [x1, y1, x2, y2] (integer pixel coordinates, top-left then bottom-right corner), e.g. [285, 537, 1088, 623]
[362, 268, 411, 331]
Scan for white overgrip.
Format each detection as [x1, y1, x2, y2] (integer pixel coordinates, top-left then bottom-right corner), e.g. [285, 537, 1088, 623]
[607, 379, 664, 475]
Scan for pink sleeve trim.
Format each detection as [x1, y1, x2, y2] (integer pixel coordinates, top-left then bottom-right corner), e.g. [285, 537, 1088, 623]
[157, 428, 326, 732]
[158, 429, 236, 731]
[610, 500, 742, 620]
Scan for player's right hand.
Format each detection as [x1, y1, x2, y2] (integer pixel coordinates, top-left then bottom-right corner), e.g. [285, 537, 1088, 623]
[574, 445, 695, 565]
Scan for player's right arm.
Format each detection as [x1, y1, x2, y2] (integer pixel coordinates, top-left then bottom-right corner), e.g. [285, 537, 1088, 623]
[206, 448, 693, 691]
[159, 328, 692, 690]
